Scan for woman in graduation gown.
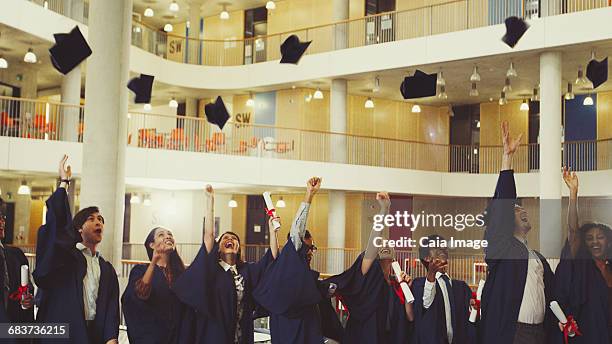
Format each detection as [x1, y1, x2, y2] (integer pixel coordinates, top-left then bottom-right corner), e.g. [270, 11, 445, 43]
[324, 192, 414, 344]
[253, 177, 343, 344]
[553, 168, 612, 343]
[172, 185, 274, 344]
[121, 226, 187, 343]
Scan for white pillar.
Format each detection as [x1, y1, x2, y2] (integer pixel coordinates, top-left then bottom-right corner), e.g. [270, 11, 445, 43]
[60, 66, 81, 142]
[330, 79, 347, 163]
[539, 51, 563, 257]
[332, 0, 349, 49]
[327, 190, 346, 274]
[64, 0, 84, 22]
[81, 0, 132, 268]
[187, 0, 203, 64]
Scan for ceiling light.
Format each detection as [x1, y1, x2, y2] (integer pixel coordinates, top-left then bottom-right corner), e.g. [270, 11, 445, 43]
[503, 78, 512, 92]
[17, 180, 30, 195]
[169, 1, 179, 12]
[437, 71, 445, 86]
[228, 199, 238, 208]
[220, 6, 230, 20]
[575, 66, 588, 85]
[246, 97, 255, 107]
[313, 88, 323, 99]
[23, 48, 37, 64]
[583, 94, 594, 106]
[144, 7, 154, 17]
[564, 83, 575, 100]
[498, 91, 507, 105]
[275, 197, 286, 208]
[470, 65, 481, 82]
[0, 56, 7, 69]
[143, 194, 152, 206]
[476, 120, 481, 128]
[305, 93, 312, 102]
[144, 103, 152, 111]
[169, 97, 178, 108]
[411, 104, 421, 113]
[506, 61, 517, 78]
[134, 26, 142, 33]
[469, 82, 479, 96]
[266, 1, 276, 10]
[164, 23, 173, 32]
[130, 193, 141, 204]
[520, 99, 529, 111]
[531, 87, 539, 101]
[364, 97, 374, 108]
[438, 85, 447, 99]
[43, 1, 49, 9]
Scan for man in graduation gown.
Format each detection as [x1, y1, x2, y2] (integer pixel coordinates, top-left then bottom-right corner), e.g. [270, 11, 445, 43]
[412, 235, 475, 344]
[479, 122, 555, 344]
[324, 192, 414, 344]
[0, 197, 35, 344]
[253, 177, 343, 343]
[172, 185, 274, 344]
[33, 155, 119, 344]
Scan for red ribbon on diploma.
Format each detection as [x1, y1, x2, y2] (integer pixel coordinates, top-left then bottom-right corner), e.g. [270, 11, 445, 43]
[391, 279, 407, 304]
[562, 315, 582, 344]
[9, 285, 28, 302]
[264, 207, 276, 218]
[335, 293, 349, 320]
[471, 291, 481, 317]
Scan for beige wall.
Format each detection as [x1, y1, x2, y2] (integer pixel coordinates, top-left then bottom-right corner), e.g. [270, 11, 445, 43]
[597, 91, 612, 169]
[167, 22, 188, 63]
[202, 10, 245, 65]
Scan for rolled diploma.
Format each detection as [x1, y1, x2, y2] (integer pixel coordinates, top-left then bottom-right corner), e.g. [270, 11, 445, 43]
[20, 265, 28, 287]
[391, 261, 414, 303]
[263, 192, 281, 230]
[469, 279, 486, 322]
[550, 301, 575, 337]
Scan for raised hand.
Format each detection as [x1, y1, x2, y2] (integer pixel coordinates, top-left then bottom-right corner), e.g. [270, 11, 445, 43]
[376, 192, 391, 212]
[426, 258, 448, 282]
[268, 216, 281, 232]
[501, 121, 522, 156]
[399, 271, 413, 288]
[307, 177, 321, 194]
[562, 166, 579, 192]
[59, 154, 72, 180]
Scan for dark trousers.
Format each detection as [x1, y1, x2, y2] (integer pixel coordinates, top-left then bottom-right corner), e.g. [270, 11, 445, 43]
[512, 322, 545, 344]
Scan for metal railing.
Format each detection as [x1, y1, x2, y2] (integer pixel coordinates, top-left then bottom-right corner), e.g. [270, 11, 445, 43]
[26, 0, 609, 67]
[28, 0, 89, 24]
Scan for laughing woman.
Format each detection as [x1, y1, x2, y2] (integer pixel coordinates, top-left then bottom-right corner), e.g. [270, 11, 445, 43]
[121, 226, 187, 344]
[173, 185, 275, 344]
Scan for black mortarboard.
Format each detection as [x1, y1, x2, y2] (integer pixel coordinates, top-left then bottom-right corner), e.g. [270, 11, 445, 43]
[502, 16, 529, 48]
[204, 96, 230, 130]
[127, 74, 155, 104]
[49, 26, 92, 75]
[400, 70, 437, 99]
[280, 35, 312, 64]
[586, 57, 608, 89]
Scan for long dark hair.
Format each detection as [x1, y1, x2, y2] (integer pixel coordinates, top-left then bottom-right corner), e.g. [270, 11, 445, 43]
[577, 222, 612, 269]
[217, 231, 244, 266]
[144, 227, 186, 279]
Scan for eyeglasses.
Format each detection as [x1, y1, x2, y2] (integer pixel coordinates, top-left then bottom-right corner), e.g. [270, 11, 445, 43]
[0, 215, 6, 221]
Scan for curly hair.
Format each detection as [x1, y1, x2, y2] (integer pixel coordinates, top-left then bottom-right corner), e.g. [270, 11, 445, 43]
[576, 222, 612, 267]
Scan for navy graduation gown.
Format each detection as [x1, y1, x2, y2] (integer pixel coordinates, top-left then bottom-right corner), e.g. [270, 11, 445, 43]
[411, 277, 474, 344]
[1, 245, 35, 344]
[32, 188, 120, 344]
[324, 254, 412, 344]
[480, 170, 555, 344]
[121, 264, 188, 344]
[253, 239, 328, 344]
[553, 242, 611, 343]
[172, 242, 273, 344]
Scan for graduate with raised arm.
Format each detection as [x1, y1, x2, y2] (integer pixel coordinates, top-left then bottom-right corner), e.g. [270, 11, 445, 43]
[479, 122, 555, 344]
[121, 226, 188, 344]
[411, 235, 476, 344]
[553, 168, 612, 343]
[253, 177, 342, 343]
[172, 185, 274, 344]
[324, 192, 414, 344]
[33, 155, 119, 344]
[0, 197, 34, 344]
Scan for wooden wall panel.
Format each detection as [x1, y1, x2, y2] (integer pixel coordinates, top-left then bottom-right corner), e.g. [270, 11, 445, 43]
[349, 0, 365, 19]
[345, 193, 365, 249]
[28, 199, 44, 244]
[597, 91, 612, 169]
[167, 22, 188, 62]
[203, 10, 244, 66]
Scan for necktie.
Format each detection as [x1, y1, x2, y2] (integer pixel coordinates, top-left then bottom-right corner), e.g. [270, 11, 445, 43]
[441, 274, 456, 343]
[0, 247, 10, 309]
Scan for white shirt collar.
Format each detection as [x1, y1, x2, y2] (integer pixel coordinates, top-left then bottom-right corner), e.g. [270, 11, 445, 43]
[514, 235, 529, 247]
[435, 271, 452, 284]
[218, 259, 236, 272]
[76, 242, 100, 258]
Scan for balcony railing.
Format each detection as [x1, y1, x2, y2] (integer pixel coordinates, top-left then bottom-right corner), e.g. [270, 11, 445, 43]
[2, 96, 611, 173]
[26, 0, 609, 67]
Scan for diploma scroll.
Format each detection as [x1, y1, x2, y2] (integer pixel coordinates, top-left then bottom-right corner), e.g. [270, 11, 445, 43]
[550, 301, 575, 337]
[20, 265, 30, 310]
[469, 279, 485, 322]
[391, 261, 414, 303]
[263, 192, 281, 230]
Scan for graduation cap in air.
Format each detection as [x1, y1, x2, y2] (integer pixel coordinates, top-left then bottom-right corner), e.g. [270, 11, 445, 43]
[586, 57, 608, 89]
[49, 26, 92, 75]
[205, 96, 230, 130]
[400, 70, 437, 99]
[127, 74, 155, 104]
[502, 16, 529, 48]
[280, 35, 312, 64]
